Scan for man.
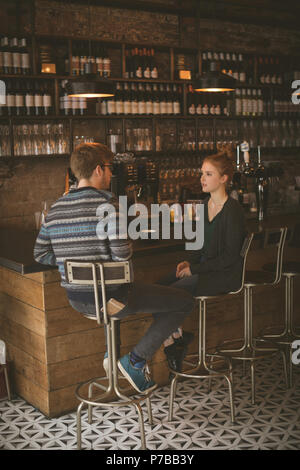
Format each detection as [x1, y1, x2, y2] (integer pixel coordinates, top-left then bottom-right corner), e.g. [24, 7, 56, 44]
[34, 143, 195, 393]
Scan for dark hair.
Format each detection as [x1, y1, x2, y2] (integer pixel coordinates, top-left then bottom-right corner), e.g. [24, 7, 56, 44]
[202, 152, 235, 185]
[70, 142, 114, 181]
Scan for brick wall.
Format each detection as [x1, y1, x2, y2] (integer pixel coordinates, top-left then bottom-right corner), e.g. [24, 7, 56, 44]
[0, 158, 68, 230]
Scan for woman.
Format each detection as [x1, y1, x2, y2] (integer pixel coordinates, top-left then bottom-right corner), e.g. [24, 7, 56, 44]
[159, 152, 246, 371]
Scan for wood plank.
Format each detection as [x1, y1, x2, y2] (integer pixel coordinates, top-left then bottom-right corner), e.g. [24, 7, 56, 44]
[0, 266, 44, 309]
[13, 371, 50, 417]
[7, 343, 48, 391]
[0, 292, 46, 336]
[1, 318, 47, 363]
[48, 353, 104, 390]
[44, 281, 70, 310]
[46, 313, 154, 364]
[46, 305, 99, 338]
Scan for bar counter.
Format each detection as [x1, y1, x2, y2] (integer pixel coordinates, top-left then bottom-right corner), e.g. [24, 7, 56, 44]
[0, 212, 299, 417]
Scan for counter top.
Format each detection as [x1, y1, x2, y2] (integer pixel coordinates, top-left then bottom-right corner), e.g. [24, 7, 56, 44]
[0, 212, 299, 274]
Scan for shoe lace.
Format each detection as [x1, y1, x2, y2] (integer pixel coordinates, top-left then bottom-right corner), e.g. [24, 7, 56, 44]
[142, 364, 152, 383]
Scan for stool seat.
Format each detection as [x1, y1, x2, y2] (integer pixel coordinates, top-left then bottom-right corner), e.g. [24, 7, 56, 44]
[245, 270, 275, 285]
[263, 261, 300, 275]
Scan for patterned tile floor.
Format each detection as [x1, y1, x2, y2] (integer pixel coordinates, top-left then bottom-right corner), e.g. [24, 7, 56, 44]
[0, 357, 299, 450]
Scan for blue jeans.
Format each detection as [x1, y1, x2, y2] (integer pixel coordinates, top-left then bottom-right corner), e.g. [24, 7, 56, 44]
[69, 280, 195, 360]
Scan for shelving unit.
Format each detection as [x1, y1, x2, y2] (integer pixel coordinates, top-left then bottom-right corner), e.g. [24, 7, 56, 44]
[1, 31, 300, 159]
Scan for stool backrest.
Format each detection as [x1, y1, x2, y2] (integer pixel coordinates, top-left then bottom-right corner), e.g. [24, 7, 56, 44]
[234, 232, 254, 294]
[65, 260, 132, 324]
[262, 227, 288, 284]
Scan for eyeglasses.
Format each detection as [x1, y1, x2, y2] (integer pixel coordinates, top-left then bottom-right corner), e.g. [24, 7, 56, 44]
[101, 163, 114, 172]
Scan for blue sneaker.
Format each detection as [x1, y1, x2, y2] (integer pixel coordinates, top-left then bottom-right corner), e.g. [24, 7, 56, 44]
[118, 353, 157, 393]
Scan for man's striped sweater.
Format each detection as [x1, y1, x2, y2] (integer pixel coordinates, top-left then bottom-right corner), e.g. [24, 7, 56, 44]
[34, 186, 132, 301]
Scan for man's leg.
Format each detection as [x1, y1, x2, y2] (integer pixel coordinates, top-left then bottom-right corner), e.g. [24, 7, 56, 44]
[114, 281, 195, 360]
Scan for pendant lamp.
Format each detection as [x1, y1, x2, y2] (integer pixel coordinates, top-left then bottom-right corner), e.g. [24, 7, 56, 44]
[193, 61, 237, 92]
[66, 0, 115, 98]
[66, 78, 115, 98]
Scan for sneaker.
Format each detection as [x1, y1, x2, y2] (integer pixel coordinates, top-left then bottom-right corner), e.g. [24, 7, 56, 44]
[118, 353, 157, 393]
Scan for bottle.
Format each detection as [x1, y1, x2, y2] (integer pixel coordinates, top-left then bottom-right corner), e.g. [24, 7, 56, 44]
[19, 38, 30, 75]
[71, 96, 80, 116]
[103, 51, 111, 78]
[123, 82, 131, 115]
[246, 89, 252, 116]
[143, 48, 151, 79]
[34, 81, 44, 116]
[107, 90, 116, 115]
[152, 83, 160, 115]
[235, 88, 242, 116]
[25, 80, 35, 116]
[135, 49, 143, 79]
[78, 97, 87, 115]
[6, 80, 16, 116]
[115, 82, 124, 115]
[166, 84, 173, 115]
[187, 85, 195, 115]
[2, 36, 12, 74]
[159, 84, 167, 115]
[96, 45, 103, 77]
[11, 37, 21, 74]
[145, 83, 153, 115]
[173, 84, 181, 115]
[137, 83, 146, 115]
[124, 49, 130, 79]
[238, 53, 246, 82]
[150, 48, 158, 79]
[202, 51, 208, 73]
[43, 81, 52, 116]
[257, 88, 264, 116]
[14, 80, 23, 115]
[130, 82, 138, 115]
[241, 89, 247, 116]
[130, 48, 137, 79]
[252, 88, 258, 116]
[232, 53, 239, 80]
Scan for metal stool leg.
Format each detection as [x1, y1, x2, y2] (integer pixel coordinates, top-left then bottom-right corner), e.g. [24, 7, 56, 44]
[77, 401, 84, 450]
[134, 403, 146, 450]
[168, 375, 178, 422]
[168, 298, 236, 423]
[3, 365, 11, 400]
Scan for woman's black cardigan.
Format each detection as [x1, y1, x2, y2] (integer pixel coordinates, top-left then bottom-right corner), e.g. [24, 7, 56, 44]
[188, 196, 247, 296]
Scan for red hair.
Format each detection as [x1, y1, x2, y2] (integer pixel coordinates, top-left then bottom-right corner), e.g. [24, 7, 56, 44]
[203, 152, 235, 185]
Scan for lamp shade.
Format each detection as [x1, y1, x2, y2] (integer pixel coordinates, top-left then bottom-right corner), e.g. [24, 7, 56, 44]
[66, 78, 115, 98]
[193, 61, 237, 92]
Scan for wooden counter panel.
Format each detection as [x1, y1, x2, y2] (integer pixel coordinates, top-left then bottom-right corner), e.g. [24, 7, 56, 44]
[13, 371, 50, 417]
[8, 344, 48, 391]
[46, 313, 153, 364]
[0, 292, 46, 337]
[44, 281, 70, 310]
[48, 354, 104, 390]
[46, 306, 99, 338]
[1, 318, 47, 363]
[0, 266, 44, 309]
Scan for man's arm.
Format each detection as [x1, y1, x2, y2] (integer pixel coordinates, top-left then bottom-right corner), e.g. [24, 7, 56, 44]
[33, 224, 57, 266]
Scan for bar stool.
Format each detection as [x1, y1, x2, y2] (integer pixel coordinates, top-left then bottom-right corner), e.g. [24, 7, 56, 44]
[216, 227, 288, 405]
[65, 260, 156, 450]
[168, 233, 254, 424]
[256, 229, 300, 387]
[0, 339, 11, 400]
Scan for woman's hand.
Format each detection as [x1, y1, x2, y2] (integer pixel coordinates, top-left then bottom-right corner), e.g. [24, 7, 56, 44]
[176, 261, 191, 278]
[177, 267, 192, 278]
